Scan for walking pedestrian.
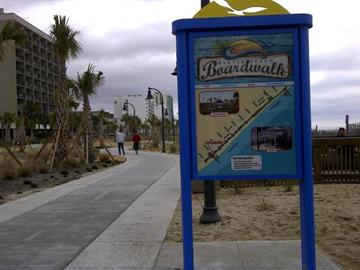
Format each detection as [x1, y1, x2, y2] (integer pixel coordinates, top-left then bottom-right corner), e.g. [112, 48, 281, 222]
[132, 130, 141, 154]
[116, 128, 126, 155]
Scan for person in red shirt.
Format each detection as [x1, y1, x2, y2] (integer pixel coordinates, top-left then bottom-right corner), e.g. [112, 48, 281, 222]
[132, 130, 141, 154]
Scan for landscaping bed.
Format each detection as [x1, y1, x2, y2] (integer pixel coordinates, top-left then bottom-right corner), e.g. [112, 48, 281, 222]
[0, 147, 126, 204]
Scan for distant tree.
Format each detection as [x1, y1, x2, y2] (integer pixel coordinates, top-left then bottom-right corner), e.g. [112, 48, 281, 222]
[141, 122, 150, 140]
[164, 118, 173, 140]
[121, 114, 141, 136]
[0, 20, 27, 61]
[1, 112, 17, 144]
[23, 101, 41, 140]
[146, 114, 161, 148]
[50, 15, 81, 164]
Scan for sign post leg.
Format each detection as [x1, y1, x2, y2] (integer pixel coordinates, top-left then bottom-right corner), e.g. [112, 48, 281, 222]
[180, 178, 194, 270]
[299, 24, 316, 270]
[299, 177, 316, 270]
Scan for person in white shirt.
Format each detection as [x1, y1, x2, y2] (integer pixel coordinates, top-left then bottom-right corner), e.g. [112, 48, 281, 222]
[116, 128, 126, 155]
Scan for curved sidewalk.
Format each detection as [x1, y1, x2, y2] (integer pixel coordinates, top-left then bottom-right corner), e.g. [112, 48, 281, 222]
[0, 151, 180, 270]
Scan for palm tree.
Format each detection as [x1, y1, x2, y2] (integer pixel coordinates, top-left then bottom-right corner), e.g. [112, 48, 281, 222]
[146, 114, 161, 148]
[50, 15, 81, 165]
[97, 109, 107, 147]
[72, 64, 105, 162]
[0, 20, 27, 61]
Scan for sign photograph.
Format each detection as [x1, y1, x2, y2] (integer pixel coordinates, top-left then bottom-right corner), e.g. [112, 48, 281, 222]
[193, 32, 298, 177]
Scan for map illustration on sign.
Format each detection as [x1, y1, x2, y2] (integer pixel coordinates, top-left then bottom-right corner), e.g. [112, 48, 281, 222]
[194, 33, 297, 176]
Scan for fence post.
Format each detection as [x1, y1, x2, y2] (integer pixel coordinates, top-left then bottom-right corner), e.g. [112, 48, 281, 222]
[313, 140, 321, 181]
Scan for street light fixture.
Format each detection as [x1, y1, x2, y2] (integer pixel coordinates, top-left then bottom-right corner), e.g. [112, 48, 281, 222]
[147, 87, 166, 153]
[122, 100, 136, 117]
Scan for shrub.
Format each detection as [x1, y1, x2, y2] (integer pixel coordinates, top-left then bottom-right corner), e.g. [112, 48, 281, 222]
[18, 165, 32, 177]
[91, 165, 98, 170]
[38, 149, 51, 163]
[103, 164, 108, 168]
[23, 179, 32, 185]
[70, 150, 81, 159]
[25, 149, 37, 160]
[86, 167, 93, 172]
[60, 170, 69, 176]
[98, 153, 110, 163]
[63, 157, 79, 168]
[0, 158, 17, 180]
[169, 143, 177, 153]
[233, 181, 243, 194]
[284, 183, 294, 192]
[30, 183, 38, 188]
[256, 198, 275, 212]
[36, 163, 49, 174]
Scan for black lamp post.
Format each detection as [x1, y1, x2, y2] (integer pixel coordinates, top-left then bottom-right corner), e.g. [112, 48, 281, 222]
[147, 87, 166, 153]
[168, 0, 221, 224]
[199, 0, 221, 224]
[122, 100, 136, 117]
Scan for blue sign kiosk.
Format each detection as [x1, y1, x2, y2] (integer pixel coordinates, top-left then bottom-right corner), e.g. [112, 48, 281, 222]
[173, 13, 315, 270]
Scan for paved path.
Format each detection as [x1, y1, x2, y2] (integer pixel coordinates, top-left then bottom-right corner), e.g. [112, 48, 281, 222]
[0, 151, 179, 270]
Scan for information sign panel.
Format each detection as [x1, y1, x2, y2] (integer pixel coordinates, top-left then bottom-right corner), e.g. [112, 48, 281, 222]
[192, 31, 300, 178]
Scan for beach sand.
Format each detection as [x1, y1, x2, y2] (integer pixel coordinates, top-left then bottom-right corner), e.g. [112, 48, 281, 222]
[165, 184, 360, 270]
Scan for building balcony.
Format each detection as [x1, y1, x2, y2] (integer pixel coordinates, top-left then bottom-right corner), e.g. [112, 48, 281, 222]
[17, 81, 25, 87]
[17, 92, 26, 99]
[16, 68, 25, 74]
[25, 71, 33, 76]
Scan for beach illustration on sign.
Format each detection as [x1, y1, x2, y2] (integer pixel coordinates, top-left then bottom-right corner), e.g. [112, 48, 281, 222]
[251, 126, 292, 152]
[199, 90, 239, 115]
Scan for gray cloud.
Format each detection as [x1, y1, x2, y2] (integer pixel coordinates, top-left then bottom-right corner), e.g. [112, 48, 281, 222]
[0, 0, 45, 11]
[79, 23, 175, 61]
[310, 44, 360, 71]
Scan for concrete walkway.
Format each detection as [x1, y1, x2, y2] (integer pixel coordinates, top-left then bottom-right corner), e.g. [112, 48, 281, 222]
[0, 151, 180, 270]
[0, 150, 341, 270]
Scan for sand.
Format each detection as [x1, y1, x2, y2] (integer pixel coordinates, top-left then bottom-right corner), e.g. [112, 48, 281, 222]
[165, 184, 360, 270]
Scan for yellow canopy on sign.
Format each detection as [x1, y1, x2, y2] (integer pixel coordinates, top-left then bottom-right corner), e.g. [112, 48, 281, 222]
[194, 0, 289, 18]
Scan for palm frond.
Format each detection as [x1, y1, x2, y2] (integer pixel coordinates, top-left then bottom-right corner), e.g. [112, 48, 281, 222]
[0, 20, 28, 60]
[50, 15, 82, 62]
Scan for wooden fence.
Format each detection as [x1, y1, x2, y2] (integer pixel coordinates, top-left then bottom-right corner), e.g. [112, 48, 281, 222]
[313, 137, 360, 183]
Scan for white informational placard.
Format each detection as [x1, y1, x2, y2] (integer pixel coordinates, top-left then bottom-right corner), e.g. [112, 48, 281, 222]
[231, 155, 262, 170]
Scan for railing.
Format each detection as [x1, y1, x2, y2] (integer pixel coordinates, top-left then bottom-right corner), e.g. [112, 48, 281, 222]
[313, 137, 360, 183]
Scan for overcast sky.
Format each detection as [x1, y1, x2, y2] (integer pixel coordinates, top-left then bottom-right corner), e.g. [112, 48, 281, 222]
[1, 0, 359, 129]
